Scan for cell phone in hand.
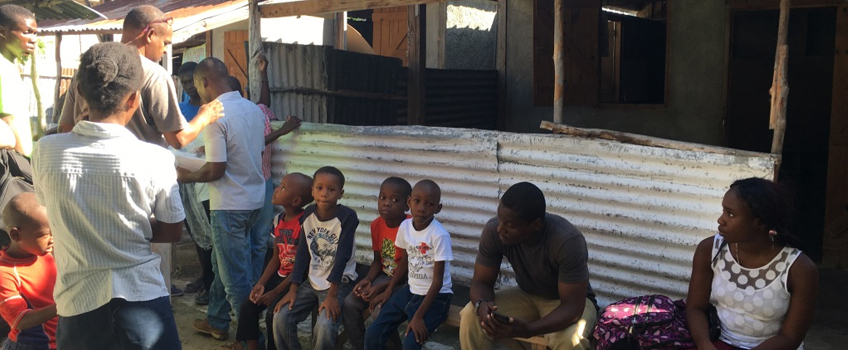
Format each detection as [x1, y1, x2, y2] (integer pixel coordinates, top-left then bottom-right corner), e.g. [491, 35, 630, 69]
[491, 311, 511, 324]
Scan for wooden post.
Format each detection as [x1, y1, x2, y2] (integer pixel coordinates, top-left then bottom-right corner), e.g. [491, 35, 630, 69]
[248, 0, 262, 104]
[769, 0, 790, 156]
[496, 0, 508, 130]
[334, 12, 347, 50]
[407, 4, 426, 125]
[553, 0, 565, 124]
[53, 33, 62, 125]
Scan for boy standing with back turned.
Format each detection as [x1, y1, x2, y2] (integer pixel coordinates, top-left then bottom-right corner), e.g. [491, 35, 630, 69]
[273, 166, 359, 350]
[365, 180, 453, 350]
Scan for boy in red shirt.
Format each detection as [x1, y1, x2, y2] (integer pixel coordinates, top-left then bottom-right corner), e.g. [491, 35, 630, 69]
[0, 193, 57, 349]
[342, 177, 412, 350]
[226, 173, 313, 350]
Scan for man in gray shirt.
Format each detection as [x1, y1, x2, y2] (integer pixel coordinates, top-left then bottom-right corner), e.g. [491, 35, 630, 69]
[459, 182, 598, 350]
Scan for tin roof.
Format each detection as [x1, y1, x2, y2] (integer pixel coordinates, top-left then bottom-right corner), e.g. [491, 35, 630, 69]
[1, 0, 104, 21]
[38, 0, 249, 44]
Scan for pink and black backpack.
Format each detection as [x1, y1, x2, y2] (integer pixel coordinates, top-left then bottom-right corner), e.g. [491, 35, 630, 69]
[593, 294, 696, 350]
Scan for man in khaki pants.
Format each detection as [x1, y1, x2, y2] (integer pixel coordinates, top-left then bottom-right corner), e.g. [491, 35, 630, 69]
[459, 182, 598, 350]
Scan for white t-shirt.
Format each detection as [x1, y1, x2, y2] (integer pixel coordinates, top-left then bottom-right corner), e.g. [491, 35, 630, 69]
[395, 218, 453, 295]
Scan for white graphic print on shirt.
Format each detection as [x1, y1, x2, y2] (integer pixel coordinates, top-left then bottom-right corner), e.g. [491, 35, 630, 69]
[308, 227, 338, 271]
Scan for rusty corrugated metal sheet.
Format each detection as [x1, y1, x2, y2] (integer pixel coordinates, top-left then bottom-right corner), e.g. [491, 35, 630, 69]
[265, 43, 328, 123]
[38, 0, 248, 44]
[269, 122, 777, 306]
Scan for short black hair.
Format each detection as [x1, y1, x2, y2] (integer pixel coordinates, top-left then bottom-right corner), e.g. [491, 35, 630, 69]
[729, 177, 799, 248]
[195, 57, 229, 82]
[124, 5, 164, 32]
[501, 182, 546, 223]
[178, 62, 197, 77]
[0, 5, 34, 29]
[78, 42, 144, 116]
[228, 76, 242, 95]
[382, 177, 412, 198]
[314, 166, 345, 188]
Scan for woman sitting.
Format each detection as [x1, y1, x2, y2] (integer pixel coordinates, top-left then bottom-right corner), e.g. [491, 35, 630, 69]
[686, 177, 818, 350]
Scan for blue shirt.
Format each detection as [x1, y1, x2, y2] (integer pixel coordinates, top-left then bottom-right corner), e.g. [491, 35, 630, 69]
[179, 102, 200, 122]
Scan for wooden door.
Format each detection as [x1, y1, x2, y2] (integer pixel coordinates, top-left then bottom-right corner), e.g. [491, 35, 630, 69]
[824, 5, 848, 268]
[372, 7, 408, 66]
[224, 30, 249, 97]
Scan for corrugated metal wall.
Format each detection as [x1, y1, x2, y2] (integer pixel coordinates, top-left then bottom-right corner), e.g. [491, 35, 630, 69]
[265, 43, 329, 123]
[397, 68, 499, 129]
[270, 123, 777, 306]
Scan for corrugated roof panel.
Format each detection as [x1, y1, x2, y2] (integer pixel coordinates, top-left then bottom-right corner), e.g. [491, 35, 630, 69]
[269, 123, 777, 306]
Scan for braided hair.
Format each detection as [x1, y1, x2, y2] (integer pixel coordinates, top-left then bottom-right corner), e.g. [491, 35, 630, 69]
[729, 177, 800, 248]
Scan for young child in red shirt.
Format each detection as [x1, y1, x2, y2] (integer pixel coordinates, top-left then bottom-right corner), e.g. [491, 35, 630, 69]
[0, 193, 57, 349]
[342, 177, 412, 350]
[229, 173, 314, 350]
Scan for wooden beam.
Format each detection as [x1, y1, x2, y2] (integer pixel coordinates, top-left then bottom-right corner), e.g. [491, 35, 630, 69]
[260, 0, 447, 18]
[407, 4, 426, 125]
[53, 33, 62, 125]
[553, 0, 565, 123]
[248, 0, 262, 103]
[769, 0, 790, 157]
[496, 0, 508, 130]
[729, 0, 846, 10]
[334, 12, 347, 50]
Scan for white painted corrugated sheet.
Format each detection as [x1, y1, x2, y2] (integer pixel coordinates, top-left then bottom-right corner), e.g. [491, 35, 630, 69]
[265, 43, 328, 123]
[270, 123, 777, 306]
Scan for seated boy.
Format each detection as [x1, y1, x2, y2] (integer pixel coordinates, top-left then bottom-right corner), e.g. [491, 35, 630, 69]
[225, 173, 313, 350]
[365, 180, 453, 350]
[342, 177, 412, 350]
[0, 193, 57, 349]
[273, 166, 359, 350]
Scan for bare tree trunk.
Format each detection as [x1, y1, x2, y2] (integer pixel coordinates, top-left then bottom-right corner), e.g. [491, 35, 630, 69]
[29, 50, 45, 139]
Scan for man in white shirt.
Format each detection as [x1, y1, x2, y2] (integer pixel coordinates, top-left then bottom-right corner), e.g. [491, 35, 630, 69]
[33, 42, 184, 350]
[179, 57, 266, 341]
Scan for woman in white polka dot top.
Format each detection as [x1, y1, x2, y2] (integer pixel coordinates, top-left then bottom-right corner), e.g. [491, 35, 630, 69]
[685, 178, 818, 350]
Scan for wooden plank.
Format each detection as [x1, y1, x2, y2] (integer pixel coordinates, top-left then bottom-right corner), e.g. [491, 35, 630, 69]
[769, 0, 790, 158]
[553, 0, 565, 123]
[248, 0, 262, 103]
[224, 30, 249, 95]
[729, 0, 847, 10]
[497, 0, 508, 130]
[824, 4, 848, 267]
[334, 12, 347, 50]
[407, 4, 425, 125]
[53, 33, 62, 124]
[261, 0, 448, 18]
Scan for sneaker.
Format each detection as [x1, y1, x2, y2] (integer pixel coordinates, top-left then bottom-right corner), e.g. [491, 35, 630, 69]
[171, 284, 184, 297]
[195, 289, 210, 305]
[192, 319, 228, 340]
[185, 279, 204, 293]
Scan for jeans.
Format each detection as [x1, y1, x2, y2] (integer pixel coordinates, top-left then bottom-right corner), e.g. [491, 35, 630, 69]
[2, 339, 47, 350]
[248, 179, 276, 282]
[207, 209, 262, 331]
[364, 285, 452, 350]
[342, 274, 401, 350]
[56, 297, 180, 350]
[236, 274, 288, 350]
[273, 281, 354, 350]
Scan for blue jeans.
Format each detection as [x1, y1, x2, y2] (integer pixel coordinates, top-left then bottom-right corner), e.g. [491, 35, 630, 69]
[208, 209, 262, 330]
[364, 285, 452, 350]
[56, 297, 180, 350]
[273, 281, 354, 350]
[248, 179, 275, 282]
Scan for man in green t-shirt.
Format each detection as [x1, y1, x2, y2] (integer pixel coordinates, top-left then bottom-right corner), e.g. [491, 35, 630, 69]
[0, 4, 36, 156]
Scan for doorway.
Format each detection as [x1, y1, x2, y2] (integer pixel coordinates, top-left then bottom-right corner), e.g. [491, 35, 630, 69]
[726, 7, 836, 261]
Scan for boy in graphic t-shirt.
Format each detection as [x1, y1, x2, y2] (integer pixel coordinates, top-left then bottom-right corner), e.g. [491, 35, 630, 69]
[342, 177, 412, 350]
[365, 180, 453, 350]
[273, 166, 359, 350]
[229, 173, 313, 350]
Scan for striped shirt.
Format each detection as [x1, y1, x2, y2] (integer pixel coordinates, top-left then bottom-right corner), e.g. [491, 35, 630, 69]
[32, 121, 185, 317]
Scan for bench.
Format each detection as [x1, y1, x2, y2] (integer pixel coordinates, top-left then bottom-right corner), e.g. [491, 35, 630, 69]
[444, 304, 550, 350]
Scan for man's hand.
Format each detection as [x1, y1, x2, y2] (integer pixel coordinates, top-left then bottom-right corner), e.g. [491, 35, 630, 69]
[256, 289, 282, 306]
[280, 116, 302, 134]
[274, 288, 297, 313]
[406, 315, 429, 344]
[360, 283, 388, 302]
[483, 313, 530, 339]
[257, 54, 268, 73]
[319, 297, 341, 322]
[476, 301, 497, 325]
[249, 284, 265, 304]
[197, 100, 224, 125]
